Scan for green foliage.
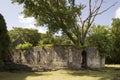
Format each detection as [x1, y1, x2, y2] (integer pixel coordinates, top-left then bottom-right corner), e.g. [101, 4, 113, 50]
[37, 31, 72, 46]
[9, 27, 41, 46]
[16, 42, 32, 49]
[11, 0, 85, 46]
[38, 32, 54, 45]
[9, 28, 72, 47]
[0, 13, 10, 65]
[106, 18, 120, 64]
[12, 0, 115, 50]
[111, 18, 120, 52]
[12, 0, 112, 48]
[87, 25, 112, 56]
[53, 34, 73, 45]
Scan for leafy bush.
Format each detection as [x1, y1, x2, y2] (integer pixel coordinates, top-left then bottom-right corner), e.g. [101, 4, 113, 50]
[16, 42, 32, 49]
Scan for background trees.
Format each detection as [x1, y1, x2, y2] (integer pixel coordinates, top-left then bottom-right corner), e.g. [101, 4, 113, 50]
[38, 32, 54, 45]
[0, 13, 10, 65]
[53, 34, 72, 45]
[106, 18, 120, 64]
[9, 27, 72, 47]
[87, 25, 112, 57]
[87, 20, 120, 64]
[9, 27, 41, 46]
[38, 32, 72, 46]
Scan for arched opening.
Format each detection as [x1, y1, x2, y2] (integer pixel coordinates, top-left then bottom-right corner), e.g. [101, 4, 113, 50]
[81, 50, 87, 68]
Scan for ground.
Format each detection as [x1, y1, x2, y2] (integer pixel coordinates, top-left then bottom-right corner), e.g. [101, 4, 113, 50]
[0, 65, 120, 80]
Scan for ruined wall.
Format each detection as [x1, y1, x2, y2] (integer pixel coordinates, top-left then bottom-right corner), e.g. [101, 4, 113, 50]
[11, 46, 82, 71]
[10, 46, 105, 71]
[85, 47, 105, 69]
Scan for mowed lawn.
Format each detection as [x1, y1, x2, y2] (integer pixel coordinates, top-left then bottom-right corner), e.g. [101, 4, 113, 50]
[0, 65, 120, 80]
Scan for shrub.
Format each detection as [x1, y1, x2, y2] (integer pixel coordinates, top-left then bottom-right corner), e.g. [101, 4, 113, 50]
[16, 42, 32, 49]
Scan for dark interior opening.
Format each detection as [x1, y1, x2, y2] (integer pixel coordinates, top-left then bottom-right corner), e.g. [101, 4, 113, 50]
[81, 50, 87, 68]
[19, 52, 22, 64]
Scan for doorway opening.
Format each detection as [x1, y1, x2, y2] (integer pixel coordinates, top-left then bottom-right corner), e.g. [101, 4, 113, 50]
[81, 50, 87, 68]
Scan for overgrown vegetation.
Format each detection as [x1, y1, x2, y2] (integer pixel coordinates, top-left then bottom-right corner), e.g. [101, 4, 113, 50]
[16, 42, 32, 49]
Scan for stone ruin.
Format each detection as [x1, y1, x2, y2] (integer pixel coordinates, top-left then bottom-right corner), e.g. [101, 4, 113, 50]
[5, 46, 105, 71]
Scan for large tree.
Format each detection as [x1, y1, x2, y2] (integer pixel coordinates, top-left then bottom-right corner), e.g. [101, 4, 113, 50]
[0, 13, 10, 64]
[12, 0, 116, 47]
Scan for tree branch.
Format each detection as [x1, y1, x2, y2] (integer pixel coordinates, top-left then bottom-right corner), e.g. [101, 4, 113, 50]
[79, 0, 117, 45]
[96, 2, 117, 15]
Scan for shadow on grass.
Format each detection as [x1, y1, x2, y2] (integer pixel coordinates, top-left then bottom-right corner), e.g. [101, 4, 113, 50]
[66, 67, 120, 80]
[0, 63, 52, 80]
[0, 65, 120, 80]
[0, 71, 52, 80]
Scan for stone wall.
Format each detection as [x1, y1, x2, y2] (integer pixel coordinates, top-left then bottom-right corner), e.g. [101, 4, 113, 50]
[9, 46, 105, 71]
[85, 47, 105, 69]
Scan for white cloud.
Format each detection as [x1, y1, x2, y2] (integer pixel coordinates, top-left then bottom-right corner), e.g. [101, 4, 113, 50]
[18, 14, 47, 33]
[115, 7, 120, 18]
[18, 14, 35, 24]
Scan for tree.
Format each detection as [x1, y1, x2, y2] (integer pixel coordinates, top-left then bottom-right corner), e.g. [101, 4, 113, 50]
[87, 25, 112, 56]
[53, 34, 72, 45]
[38, 31, 54, 45]
[0, 13, 10, 65]
[9, 27, 41, 46]
[12, 0, 116, 47]
[107, 18, 120, 64]
[38, 31, 72, 46]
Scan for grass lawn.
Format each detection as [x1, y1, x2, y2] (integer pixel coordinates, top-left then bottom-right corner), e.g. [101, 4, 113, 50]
[0, 65, 120, 80]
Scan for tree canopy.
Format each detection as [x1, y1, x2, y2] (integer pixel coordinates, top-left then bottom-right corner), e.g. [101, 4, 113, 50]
[12, 0, 116, 47]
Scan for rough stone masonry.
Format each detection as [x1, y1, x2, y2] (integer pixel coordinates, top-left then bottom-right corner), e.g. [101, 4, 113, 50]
[9, 46, 105, 71]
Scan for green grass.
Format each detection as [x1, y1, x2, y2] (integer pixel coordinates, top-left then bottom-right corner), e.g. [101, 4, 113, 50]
[0, 65, 120, 80]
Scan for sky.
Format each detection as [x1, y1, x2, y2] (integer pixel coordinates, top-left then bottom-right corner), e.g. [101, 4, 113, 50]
[0, 0, 120, 33]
